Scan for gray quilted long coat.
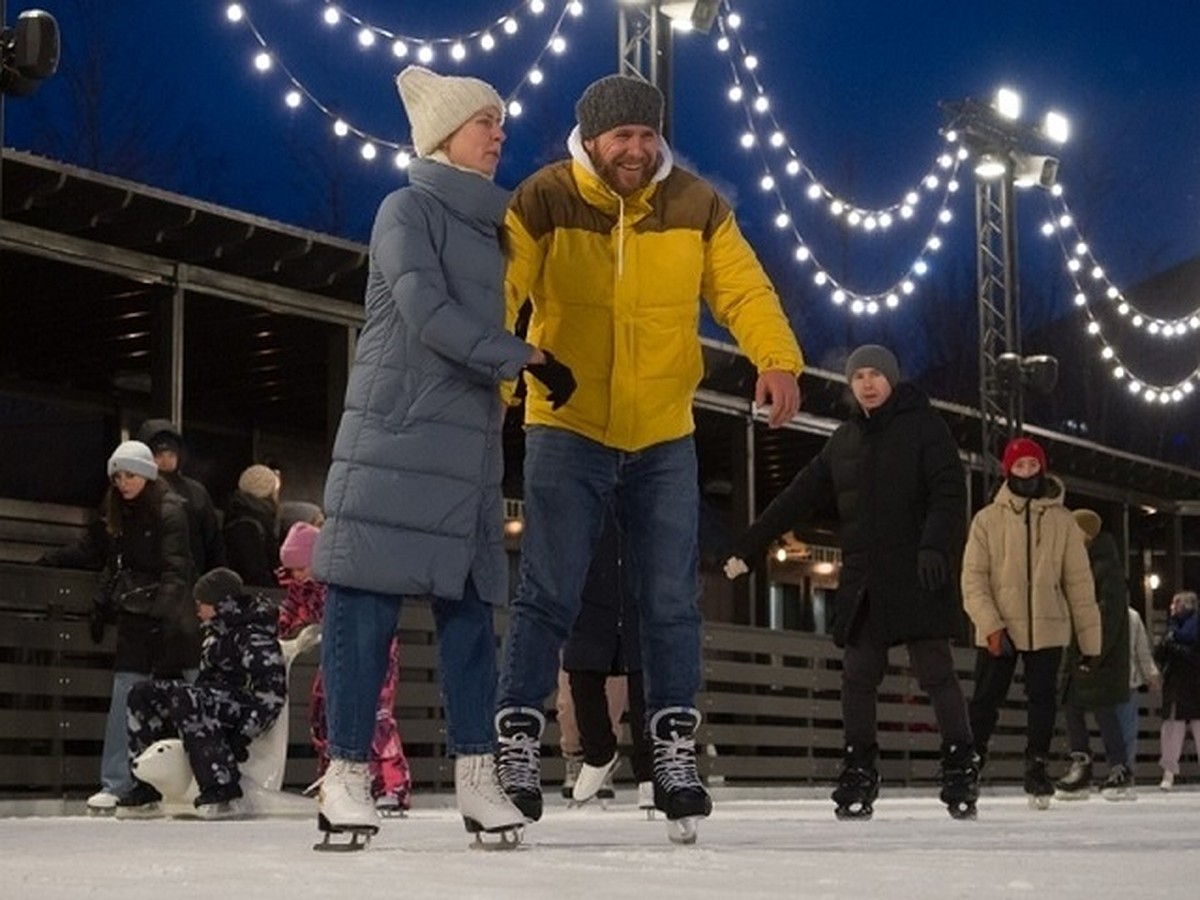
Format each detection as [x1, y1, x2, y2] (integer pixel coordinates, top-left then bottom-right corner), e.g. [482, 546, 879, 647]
[314, 159, 532, 605]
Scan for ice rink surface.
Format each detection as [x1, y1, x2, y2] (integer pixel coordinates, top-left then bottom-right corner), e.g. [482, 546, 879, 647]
[4, 788, 1195, 899]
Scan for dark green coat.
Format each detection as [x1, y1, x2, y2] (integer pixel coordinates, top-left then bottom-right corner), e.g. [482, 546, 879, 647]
[1062, 531, 1130, 708]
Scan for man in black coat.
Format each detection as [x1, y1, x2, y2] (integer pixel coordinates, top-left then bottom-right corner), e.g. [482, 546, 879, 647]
[136, 419, 226, 575]
[724, 344, 977, 819]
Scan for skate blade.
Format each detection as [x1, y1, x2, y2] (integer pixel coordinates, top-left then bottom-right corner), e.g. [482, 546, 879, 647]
[376, 807, 408, 818]
[834, 803, 874, 821]
[312, 831, 373, 852]
[469, 827, 524, 851]
[1054, 790, 1090, 801]
[666, 816, 699, 845]
[947, 802, 977, 820]
[86, 807, 116, 817]
[640, 806, 657, 821]
[1027, 795, 1052, 810]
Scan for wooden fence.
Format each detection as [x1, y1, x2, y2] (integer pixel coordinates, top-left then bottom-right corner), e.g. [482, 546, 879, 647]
[0, 562, 1178, 799]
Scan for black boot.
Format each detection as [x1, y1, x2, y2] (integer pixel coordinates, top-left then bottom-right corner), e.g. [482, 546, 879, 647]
[114, 780, 163, 819]
[1054, 752, 1093, 800]
[832, 743, 879, 820]
[1024, 752, 1054, 809]
[939, 741, 980, 819]
[650, 707, 711, 844]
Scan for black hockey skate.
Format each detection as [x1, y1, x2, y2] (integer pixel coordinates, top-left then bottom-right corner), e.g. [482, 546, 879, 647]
[832, 743, 879, 820]
[938, 742, 980, 820]
[495, 707, 545, 823]
[1054, 752, 1092, 801]
[650, 707, 712, 845]
[1024, 753, 1054, 810]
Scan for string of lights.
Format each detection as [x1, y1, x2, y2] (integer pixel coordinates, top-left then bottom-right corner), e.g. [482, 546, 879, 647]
[1042, 190, 1199, 404]
[712, 7, 968, 314]
[222, 1, 584, 165]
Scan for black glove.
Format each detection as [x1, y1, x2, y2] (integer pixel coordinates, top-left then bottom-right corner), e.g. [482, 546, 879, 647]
[526, 350, 577, 410]
[88, 605, 108, 645]
[916, 548, 947, 591]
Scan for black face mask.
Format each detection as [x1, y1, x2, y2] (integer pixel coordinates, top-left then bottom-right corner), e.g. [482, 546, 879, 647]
[1007, 472, 1045, 498]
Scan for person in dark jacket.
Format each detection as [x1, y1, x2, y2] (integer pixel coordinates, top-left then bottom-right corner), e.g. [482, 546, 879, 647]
[1154, 590, 1200, 790]
[1054, 509, 1133, 800]
[120, 568, 286, 819]
[724, 345, 976, 819]
[40, 440, 195, 813]
[311, 65, 562, 847]
[559, 507, 653, 809]
[224, 463, 281, 587]
[135, 418, 226, 575]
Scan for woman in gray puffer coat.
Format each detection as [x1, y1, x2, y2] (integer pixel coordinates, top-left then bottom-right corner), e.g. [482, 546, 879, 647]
[311, 66, 572, 847]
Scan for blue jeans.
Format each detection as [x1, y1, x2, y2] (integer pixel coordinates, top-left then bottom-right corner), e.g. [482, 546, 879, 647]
[498, 427, 702, 720]
[1063, 702, 1128, 768]
[323, 578, 498, 759]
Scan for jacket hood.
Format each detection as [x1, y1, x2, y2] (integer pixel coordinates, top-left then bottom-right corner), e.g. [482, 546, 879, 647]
[1087, 530, 1121, 566]
[204, 590, 278, 634]
[136, 418, 181, 445]
[407, 156, 511, 228]
[847, 381, 926, 425]
[566, 124, 674, 203]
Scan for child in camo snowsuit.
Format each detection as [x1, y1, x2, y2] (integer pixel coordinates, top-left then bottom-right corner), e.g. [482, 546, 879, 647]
[125, 567, 286, 812]
[276, 521, 412, 813]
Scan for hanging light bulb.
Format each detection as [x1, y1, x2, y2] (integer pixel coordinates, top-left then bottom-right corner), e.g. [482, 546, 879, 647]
[284, 90, 302, 108]
[357, 28, 375, 48]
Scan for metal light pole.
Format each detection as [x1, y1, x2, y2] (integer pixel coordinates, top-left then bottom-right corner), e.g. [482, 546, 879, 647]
[943, 92, 1065, 500]
[617, 0, 674, 142]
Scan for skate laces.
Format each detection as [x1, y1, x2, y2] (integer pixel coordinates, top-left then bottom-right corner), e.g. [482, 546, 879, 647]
[327, 759, 373, 805]
[496, 709, 543, 793]
[651, 708, 702, 792]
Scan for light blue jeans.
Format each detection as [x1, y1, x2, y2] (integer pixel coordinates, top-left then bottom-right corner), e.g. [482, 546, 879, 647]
[1116, 692, 1140, 769]
[323, 578, 498, 759]
[498, 427, 702, 720]
[103, 668, 197, 795]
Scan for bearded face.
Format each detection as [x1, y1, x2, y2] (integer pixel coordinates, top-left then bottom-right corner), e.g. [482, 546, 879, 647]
[584, 124, 660, 197]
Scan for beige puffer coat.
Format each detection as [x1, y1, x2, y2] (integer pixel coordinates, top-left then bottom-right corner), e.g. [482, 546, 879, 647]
[961, 476, 1100, 655]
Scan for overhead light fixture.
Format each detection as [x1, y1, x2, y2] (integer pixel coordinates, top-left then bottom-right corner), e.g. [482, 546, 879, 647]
[974, 154, 1007, 179]
[0, 8, 59, 97]
[659, 0, 721, 33]
[1042, 110, 1069, 144]
[1012, 153, 1059, 189]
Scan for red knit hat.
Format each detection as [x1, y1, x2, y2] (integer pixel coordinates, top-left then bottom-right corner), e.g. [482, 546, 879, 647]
[280, 521, 320, 570]
[1001, 437, 1047, 477]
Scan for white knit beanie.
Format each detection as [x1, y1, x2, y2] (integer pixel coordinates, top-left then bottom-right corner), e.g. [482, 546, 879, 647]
[107, 440, 159, 480]
[395, 65, 505, 157]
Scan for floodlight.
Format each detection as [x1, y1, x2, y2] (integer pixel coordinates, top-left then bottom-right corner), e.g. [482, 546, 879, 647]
[994, 86, 1021, 121]
[660, 0, 721, 33]
[1012, 153, 1059, 189]
[996, 352, 1058, 394]
[1043, 110, 1069, 144]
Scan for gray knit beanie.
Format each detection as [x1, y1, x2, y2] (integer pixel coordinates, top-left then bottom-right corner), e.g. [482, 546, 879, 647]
[194, 567, 244, 607]
[576, 74, 663, 140]
[844, 344, 900, 386]
[107, 440, 159, 481]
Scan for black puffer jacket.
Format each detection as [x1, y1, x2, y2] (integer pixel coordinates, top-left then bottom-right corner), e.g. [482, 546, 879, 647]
[735, 383, 966, 648]
[103, 484, 198, 674]
[223, 491, 280, 588]
[197, 590, 287, 723]
[1155, 609, 1200, 721]
[1062, 532, 1131, 709]
[563, 511, 641, 675]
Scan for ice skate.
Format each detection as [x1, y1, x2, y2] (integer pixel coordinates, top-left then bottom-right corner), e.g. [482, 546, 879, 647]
[374, 792, 409, 818]
[189, 782, 246, 821]
[1024, 753, 1054, 810]
[86, 789, 120, 817]
[1159, 770, 1175, 792]
[560, 752, 582, 800]
[1054, 752, 1093, 801]
[650, 707, 712, 845]
[495, 707, 545, 823]
[832, 743, 879, 821]
[571, 753, 619, 806]
[456, 754, 525, 850]
[114, 781, 165, 820]
[637, 780, 656, 820]
[1100, 764, 1136, 801]
[938, 741, 980, 820]
[313, 759, 380, 852]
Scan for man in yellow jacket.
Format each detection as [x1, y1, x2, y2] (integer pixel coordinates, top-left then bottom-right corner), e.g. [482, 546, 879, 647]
[961, 436, 1101, 808]
[496, 74, 804, 844]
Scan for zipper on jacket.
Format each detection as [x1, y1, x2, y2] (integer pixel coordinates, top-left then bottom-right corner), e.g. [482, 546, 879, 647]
[1024, 500, 1034, 649]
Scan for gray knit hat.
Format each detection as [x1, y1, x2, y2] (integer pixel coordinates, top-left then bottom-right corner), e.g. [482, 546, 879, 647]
[107, 440, 159, 481]
[396, 65, 505, 157]
[194, 567, 244, 606]
[576, 74, 663, 140]
[845, 344, 900, 386]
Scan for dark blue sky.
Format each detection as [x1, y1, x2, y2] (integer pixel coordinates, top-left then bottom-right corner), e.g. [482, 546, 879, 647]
[6, 0, 1199, 381]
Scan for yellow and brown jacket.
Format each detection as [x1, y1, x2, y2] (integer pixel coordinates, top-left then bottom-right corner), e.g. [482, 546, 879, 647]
[505, 132, 803, 452]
